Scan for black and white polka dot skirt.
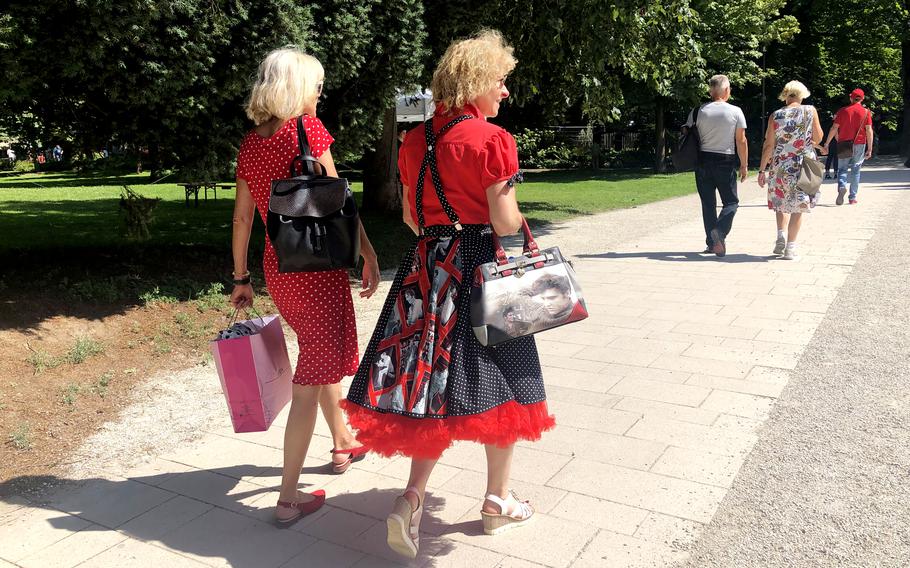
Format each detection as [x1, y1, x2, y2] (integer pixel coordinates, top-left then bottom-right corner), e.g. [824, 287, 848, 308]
[342, 224, 555, 459]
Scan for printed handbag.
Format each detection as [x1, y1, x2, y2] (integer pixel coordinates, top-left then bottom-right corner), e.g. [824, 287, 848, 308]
[266, 115, 360, 272]
[673, 104, 704, 172]
[796, 106, 823, 197]
[471, 218, 588, 347]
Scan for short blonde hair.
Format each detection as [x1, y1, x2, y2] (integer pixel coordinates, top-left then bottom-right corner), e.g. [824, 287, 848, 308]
[246, 47, 324, 125]
[778, 80, 810, 102]
[430, 30, 517, 112]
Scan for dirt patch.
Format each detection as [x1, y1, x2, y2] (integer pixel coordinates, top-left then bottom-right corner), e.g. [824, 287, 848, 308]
[0, 247, 279, 495]
[0, 300, 276, 493]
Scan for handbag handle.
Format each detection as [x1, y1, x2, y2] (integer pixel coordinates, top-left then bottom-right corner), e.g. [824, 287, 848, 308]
[852, 109, 871, 145]
[490, 217, 542, 266]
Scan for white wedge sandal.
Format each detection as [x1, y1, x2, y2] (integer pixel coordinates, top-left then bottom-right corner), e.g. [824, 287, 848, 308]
[481, 491, 534, 535]
[387, 487, 421, 559]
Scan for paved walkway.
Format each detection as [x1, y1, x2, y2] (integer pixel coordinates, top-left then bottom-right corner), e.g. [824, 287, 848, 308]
[1, 162, 908, 567]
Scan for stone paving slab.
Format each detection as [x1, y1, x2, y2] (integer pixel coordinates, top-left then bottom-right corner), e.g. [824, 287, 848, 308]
[1, 164, 904, 567]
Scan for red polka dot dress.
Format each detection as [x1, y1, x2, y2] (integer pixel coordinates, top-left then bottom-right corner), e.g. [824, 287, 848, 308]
[236, 115, 359, 385]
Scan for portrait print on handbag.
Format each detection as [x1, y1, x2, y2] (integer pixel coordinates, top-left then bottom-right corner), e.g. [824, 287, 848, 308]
[472, 217, 587, 347]
[473, 261, 586, 346]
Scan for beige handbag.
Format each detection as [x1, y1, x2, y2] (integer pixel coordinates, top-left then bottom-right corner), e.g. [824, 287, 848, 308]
[796, 107, 823, 197]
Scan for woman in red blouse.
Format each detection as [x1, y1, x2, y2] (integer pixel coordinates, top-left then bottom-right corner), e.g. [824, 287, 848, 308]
[343, 31, 554, 557]
[231, 48, 380, 524]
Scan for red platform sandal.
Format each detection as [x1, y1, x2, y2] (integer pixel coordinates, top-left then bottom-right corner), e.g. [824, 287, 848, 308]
[275, 489, 326, 526]
[330, 446, 368, 474]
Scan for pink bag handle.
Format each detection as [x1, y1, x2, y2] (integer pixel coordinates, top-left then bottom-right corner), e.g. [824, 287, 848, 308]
[491, 217, 542, 266]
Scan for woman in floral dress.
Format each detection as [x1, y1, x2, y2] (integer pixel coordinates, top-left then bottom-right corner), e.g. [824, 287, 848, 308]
[758, 80, 824, 260]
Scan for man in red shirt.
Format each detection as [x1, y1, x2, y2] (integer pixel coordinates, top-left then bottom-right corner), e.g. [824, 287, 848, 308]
[822, 88, 874, 205]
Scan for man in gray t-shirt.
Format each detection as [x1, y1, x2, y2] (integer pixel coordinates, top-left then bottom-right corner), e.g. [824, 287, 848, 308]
[684, 75, 748, 257]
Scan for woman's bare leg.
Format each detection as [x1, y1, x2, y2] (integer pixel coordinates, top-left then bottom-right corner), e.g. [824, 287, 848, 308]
[279, 384, 321, 504]
[482, 444, 514, 513]
[318, 382, 359, 465]
[787, 212, 803, 242]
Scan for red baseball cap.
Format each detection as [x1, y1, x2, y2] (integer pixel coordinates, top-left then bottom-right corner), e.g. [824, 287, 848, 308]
[850, 88, 865, 99]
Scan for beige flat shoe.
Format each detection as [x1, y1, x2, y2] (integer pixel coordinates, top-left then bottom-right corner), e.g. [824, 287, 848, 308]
[387, 487, 421, 558]
[481, 491, 534, 535]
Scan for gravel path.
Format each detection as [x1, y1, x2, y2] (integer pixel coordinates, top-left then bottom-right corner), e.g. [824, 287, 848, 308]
[681, 183, 910, 567]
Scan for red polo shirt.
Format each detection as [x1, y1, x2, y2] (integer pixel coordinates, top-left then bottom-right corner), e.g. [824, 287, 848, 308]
[398, 103, 519, 227]
[834, 103, 873, 145]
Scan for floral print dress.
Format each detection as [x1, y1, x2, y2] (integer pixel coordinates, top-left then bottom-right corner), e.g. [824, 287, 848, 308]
[767, 105, 819, 214]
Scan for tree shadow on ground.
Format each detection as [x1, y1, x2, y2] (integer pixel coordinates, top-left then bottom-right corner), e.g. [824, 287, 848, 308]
[522, 168, 677, 184]
[578, 251, 773, 263]
[0, 470, 457, 567]
[0, 173, 169, 189]
[0, 244, 262, 331]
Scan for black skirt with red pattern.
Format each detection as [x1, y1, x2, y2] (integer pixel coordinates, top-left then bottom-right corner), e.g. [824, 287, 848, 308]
[342, 224, 555, 459]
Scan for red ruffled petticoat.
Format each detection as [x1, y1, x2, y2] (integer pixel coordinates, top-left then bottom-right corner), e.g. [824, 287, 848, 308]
[340, 400, 556, 460]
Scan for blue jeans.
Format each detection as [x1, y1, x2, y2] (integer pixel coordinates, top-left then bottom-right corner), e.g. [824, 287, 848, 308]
[837, 143, 866, 200]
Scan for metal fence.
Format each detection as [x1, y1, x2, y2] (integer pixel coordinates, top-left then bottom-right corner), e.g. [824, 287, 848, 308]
[543, 126, 643, 152]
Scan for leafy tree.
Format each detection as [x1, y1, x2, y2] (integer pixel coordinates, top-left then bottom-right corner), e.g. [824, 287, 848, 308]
[0, 0, 426, 180]
[312, 0, 427, 210]
[765, 0, 906, 140]
[0, 1, 312, 175]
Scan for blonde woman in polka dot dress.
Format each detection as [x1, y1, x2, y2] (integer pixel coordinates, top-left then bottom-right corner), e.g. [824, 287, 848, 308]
[342, 31, 555, 558]
[231, 48, 380, 525]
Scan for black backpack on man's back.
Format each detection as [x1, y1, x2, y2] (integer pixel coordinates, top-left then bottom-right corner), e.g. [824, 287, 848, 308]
[674, 105, 703, 171]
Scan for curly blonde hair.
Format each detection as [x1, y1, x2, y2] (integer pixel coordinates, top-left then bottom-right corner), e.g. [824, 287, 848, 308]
[430, 30, 517, 112]
[246, 47, 324, 125]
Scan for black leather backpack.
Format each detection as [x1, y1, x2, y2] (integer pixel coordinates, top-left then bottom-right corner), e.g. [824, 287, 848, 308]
[266, 116, 360, 273]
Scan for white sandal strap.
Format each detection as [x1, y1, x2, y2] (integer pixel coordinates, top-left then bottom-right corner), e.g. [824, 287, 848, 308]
[484, 492, 532, 519]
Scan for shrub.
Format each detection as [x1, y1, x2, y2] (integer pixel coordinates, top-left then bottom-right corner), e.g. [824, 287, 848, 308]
[193, 282, 226, 312]
[514, 128, 589, 169]
[68, 275, 134, 303]
[13, 160, 34, 173]
[91, 372, 114, 398]
[139, 286, 179, 306]
[65, 336, 105, 364]
[8, 423, 32, 450]
[26, 346, 59, 374]
[61, 382, 81, 407]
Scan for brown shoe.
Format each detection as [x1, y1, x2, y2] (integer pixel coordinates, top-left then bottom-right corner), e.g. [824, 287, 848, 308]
[709, 229, 726, 257]
[836, 186, 846, 205]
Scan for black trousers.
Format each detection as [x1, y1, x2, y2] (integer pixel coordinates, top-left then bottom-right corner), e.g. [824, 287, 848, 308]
[825, 140, 839, 173]
[695, 152, 739, 246]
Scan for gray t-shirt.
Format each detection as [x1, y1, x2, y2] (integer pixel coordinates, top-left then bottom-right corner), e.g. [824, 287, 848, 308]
[686, 101, 747, 155]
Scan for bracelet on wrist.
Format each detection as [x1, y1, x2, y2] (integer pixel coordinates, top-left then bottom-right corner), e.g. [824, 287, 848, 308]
[232, 276, 251, 286]
[232, 270, 250, 278]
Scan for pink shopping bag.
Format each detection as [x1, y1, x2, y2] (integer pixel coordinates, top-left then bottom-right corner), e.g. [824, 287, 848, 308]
[211, 315, 292, 433]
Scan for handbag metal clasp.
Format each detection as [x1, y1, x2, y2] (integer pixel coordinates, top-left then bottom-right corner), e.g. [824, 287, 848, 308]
[515, 258, 527, 277]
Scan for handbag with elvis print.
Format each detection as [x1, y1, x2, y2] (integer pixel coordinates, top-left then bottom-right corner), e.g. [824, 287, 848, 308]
[471, 217, 588, 347]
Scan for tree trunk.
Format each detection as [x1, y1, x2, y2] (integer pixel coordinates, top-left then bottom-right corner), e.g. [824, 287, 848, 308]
[655, 97, 667, 172]
[902, 38, 910, 159]
[363, 107, 400, 212]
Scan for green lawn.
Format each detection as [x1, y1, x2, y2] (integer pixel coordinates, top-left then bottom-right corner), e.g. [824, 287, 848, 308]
[0, 169, 695, 265]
